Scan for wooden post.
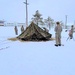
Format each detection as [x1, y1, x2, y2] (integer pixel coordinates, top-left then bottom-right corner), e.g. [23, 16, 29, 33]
[23, 0, 29, 28]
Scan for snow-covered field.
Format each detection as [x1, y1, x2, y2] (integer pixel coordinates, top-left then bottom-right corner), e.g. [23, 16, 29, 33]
[0, 26, 75, 75]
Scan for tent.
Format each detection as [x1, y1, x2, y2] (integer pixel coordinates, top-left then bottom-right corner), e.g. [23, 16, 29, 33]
[17, 22, 52, 41]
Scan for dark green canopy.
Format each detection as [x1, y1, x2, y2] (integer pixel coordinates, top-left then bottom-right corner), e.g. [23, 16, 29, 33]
[17, 22, 52, 41]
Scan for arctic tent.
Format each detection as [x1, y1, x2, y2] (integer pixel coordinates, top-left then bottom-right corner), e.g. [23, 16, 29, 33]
[17, 22, 52, 41]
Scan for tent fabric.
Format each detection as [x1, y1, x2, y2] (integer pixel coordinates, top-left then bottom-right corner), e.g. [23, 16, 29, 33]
[17, 22, 52, 41]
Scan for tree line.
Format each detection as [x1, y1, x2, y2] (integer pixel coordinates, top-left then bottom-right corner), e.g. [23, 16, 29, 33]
[30, 10, 64, 30]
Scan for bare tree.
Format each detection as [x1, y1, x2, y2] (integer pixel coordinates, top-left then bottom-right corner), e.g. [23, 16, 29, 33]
[44, 16, 55, 30]
[59, 21, 65, 29]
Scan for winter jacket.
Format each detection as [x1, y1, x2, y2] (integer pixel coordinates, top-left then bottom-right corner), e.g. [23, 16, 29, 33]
[55, 25, 62, 34]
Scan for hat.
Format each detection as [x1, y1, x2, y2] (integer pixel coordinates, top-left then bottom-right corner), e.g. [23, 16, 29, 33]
[71, 25, 74, 27]
[56, 22, 60, 25]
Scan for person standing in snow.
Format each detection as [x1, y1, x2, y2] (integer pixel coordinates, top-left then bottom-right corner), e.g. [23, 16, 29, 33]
[54, 22, 62, 46]
[21, 25, 24, 33]
[14, 26, 18, 35]
[69, 25, 74, 39]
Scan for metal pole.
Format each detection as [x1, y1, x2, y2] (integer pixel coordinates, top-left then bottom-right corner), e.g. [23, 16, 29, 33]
[23, 0, 29, 28]
[65, 15, 67, 29]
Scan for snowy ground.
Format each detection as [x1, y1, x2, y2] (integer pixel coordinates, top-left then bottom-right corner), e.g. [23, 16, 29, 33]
[0, 26, 75, 75]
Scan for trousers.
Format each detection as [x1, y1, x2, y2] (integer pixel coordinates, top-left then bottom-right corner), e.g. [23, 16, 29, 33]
[55, 33, 61, 45]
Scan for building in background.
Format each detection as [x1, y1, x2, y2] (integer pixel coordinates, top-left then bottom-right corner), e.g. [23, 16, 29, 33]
[5, 23, 25, 26]
[0, 20, 26, 26]
[0, 20, 5, 26]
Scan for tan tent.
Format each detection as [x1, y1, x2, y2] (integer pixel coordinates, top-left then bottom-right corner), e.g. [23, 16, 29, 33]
[17, 22, 52, 41]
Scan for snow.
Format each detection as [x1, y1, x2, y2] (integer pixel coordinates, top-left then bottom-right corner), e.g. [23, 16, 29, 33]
[0, 26, 75, 75]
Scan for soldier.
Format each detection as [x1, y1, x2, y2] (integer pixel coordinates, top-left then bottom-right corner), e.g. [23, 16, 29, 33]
[14, 26, 18, 35]
[69, 25, 74, 39]
[54, 22, 62, 46]
[21, 25, 24, 33]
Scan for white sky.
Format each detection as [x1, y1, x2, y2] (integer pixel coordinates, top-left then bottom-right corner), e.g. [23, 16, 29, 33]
[0, 0, 75, 24]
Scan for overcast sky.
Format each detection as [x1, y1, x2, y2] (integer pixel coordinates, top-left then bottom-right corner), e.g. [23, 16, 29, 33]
[0, 0, 75, 25]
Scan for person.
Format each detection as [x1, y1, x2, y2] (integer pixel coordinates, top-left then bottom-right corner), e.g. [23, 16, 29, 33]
[54, 22, 62, 46]
[14, 26, 18, 35]
[69, 25, 74, 39]
[21, 25, 24, 33]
